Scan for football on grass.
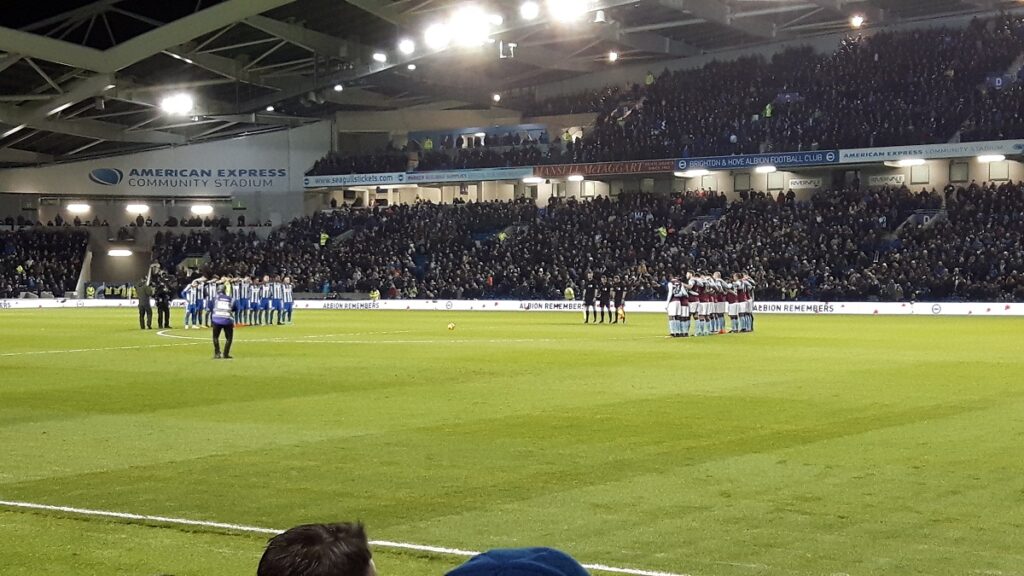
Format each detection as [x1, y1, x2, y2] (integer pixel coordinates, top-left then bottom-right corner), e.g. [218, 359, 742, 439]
[447, 322, 456, 330]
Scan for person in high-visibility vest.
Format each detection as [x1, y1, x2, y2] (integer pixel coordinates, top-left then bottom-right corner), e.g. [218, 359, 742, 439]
[85, 285, 96, 299]
[564, 285, 575, 301]
[369, 288, 381, 301]
[763, 102, 773, 119]
[319, 231, 329, 248]
[645, 71, 655, 86]
[423, 137, 434, 151]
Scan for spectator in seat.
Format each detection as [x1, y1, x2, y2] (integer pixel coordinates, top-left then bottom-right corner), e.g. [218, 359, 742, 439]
[447, 547, 590, 576]
[257, 522, 375, 576]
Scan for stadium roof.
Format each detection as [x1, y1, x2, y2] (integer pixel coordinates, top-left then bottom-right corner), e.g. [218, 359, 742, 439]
[0, 0, 1020, 167]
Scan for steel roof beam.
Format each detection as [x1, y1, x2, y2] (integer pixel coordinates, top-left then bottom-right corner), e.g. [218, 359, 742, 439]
[0, 147, 53, 163]
[657, 0, 781, 39]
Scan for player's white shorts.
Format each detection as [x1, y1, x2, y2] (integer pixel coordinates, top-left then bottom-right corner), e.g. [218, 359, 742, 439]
[741, 300, 752, 314]
[667, 301, 684, 317]
[728, 303, 739, 316]
[717, 301, 727, 314]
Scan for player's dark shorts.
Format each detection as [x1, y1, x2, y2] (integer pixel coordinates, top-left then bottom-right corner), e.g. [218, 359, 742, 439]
[599, 297, 611, 306]
[260, 298, 270, 310]
[584, 297, 596, 306]
[284, 301, 293, 312]
[272, 298, 282, 310]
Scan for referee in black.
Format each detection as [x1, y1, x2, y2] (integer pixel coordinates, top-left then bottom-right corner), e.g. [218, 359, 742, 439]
[582, 271, 598, 324]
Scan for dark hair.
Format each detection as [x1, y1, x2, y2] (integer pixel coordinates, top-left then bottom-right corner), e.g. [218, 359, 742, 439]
[257, 523, 372, 576]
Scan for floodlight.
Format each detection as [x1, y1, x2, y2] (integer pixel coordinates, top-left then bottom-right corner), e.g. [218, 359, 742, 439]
[978, 154, 1005, 163]
[159, 93, 194, 116]
[547, 0, 589, 23]
[424, 22, 452, 50]
[125, 204, 149, 214]
[66, 203, 90, 214]
[755, 165, 777, 174]
[520, 1, 540, 20]
[190, 204, 214, 215]
[108, 249, 133, 257]
[568, 175, 584, 182]
[398, 38, 416, 55]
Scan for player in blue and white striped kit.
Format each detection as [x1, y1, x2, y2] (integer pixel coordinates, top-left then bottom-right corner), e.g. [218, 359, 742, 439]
[232, 277, 245, 323]
[258, 275, 272, 326]
[282, 276, 294, 324]
[182, 280, 202, 329]
[203, 276, 219, 327]
[246, 276, 260, 325]
[270, 276, 285, 325]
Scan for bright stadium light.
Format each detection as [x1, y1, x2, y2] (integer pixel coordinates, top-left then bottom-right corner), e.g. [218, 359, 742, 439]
[607, 51, 619, 63]
[522, 176, 545, 184]
[492, 93, 502, 102]
[896, 158, 925, 167]
[334, 84, 344, 92]
[520, 1, 540, 20]
[265, 105, 275, 112]
[850, 14, 865, 28]
[450, 5, 493, 47]
[108, 249, 133, 257]
[159, 93, 194, 116]
[675, 169, 710, 178]
[66, 203, 90, 214]
[372, 52, 387, 63]
[547, 0, 590, 23]
[398, 38, 416, 55]
[568, 174, 585, 182]
[755, 165, 777, 174]
[978, 154, 1006, 163]
[407, 63, 417, 71]
[489, 13, 504, 26]
[190, 204, 214, 216]
[125, 203, 149, 214]
[424, 22, 452, 50]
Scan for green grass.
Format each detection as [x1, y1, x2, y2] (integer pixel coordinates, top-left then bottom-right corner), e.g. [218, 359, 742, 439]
[1, 309, 1023, 576]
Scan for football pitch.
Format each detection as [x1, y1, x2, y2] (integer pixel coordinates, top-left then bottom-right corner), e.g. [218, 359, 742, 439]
[2, 309, 1022, 576]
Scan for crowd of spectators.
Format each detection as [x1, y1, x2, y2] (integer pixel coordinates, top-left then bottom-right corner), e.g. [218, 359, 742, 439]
[306, 16, 1024, 176]
[152, 180, 1024, 303]
[0, 229, 88, 298]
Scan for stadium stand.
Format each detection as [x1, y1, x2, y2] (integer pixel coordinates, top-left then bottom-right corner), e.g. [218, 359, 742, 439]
[154, 181, 1024, 302]
[306, 16, 1024, 176]
[0, 229, 88, 298]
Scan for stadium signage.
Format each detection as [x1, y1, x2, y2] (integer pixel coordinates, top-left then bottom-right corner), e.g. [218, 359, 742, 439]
[91, 166, 289, 189]
[868, 174, 906, 186]
[788, 178, 822, 189]
[677, 150, 839, 171]
[534, 159, 677, 178]
[839, 140, 1024, 163]
[304, 168, 534, 188]
[404, 167, 534, 184]
[304, 173, 405, 187]
[4, 299, 1021, 316]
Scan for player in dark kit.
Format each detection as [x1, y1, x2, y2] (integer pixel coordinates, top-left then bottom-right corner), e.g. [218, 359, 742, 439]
[582, 272, 598, 324]
[612, 276, 627, 324]
[597, 276, 613, 323]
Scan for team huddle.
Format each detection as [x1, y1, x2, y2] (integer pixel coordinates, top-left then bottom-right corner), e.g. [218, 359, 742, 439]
[181, 275, 295, 329]
[666, 272, 756, 337]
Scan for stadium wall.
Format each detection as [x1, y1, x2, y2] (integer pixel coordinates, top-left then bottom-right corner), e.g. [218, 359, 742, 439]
[2, 299, 1020, 317]
[0, 121, 332, 224]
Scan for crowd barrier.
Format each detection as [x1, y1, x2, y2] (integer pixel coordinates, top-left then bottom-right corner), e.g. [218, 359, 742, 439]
[1, 299, 1020, 316]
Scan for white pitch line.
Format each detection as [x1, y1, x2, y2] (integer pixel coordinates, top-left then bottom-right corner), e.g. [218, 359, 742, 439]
[0, 500, 690, 576]
[0, 342, 202, 357]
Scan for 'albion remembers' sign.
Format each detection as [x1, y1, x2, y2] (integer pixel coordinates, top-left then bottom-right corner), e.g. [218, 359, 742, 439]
[534, 159, 677, 178]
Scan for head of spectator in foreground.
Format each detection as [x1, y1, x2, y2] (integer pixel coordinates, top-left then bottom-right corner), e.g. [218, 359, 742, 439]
[447, 547, 590, 576]
[257, 522, 375, 576]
